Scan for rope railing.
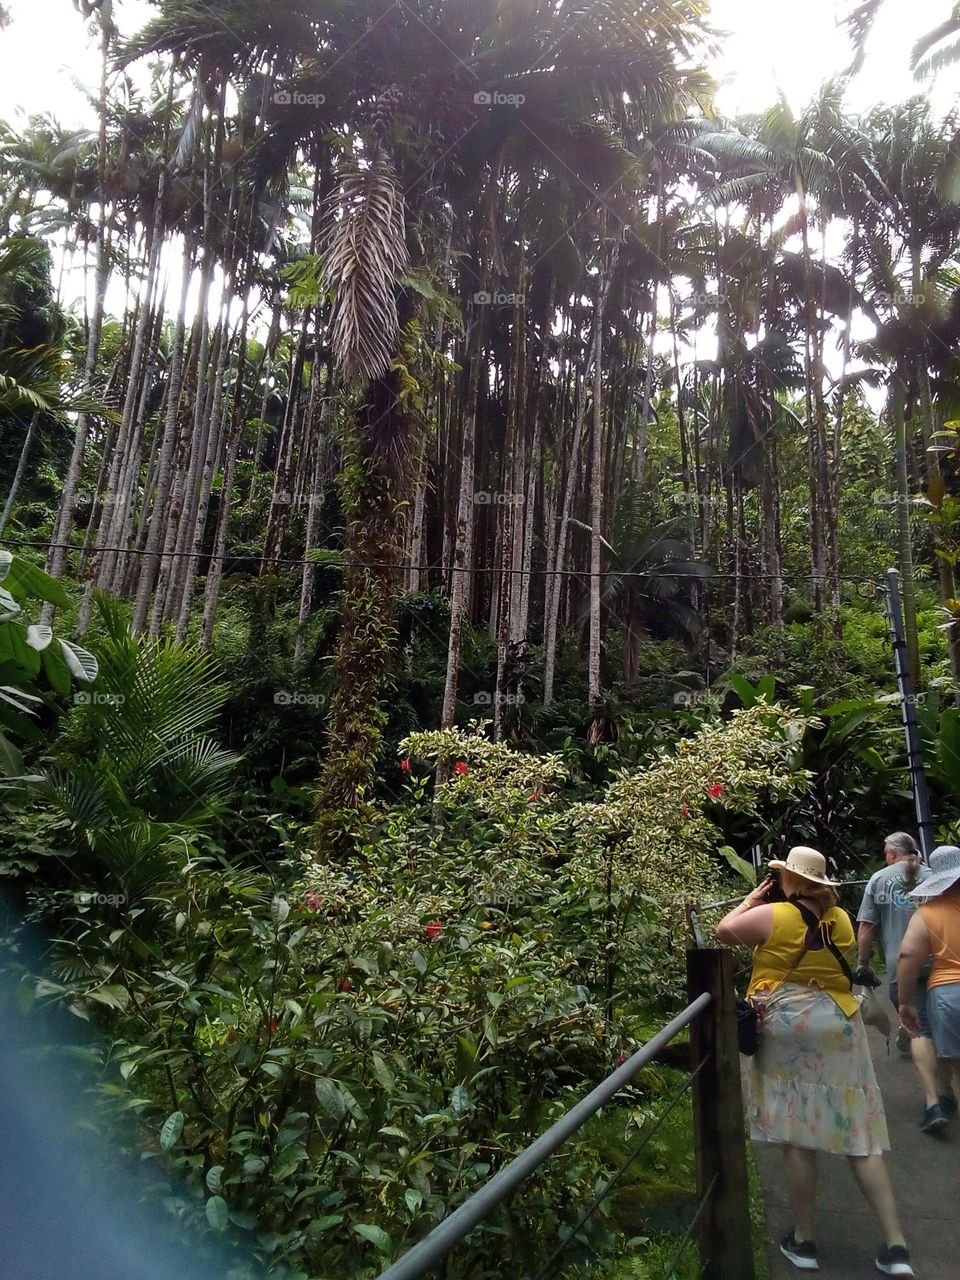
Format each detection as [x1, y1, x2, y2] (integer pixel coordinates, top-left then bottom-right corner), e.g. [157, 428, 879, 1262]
[374, 994, 714, 1280]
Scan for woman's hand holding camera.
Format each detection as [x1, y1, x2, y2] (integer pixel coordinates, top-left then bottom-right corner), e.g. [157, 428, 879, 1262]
[745, 875, 775, 907]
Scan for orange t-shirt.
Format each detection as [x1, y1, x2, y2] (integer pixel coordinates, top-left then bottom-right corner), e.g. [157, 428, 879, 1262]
[919, 896, 960, 988]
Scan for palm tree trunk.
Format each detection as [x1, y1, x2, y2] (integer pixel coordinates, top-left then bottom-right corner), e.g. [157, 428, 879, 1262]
[544, 374, 589, 706]
[797, 183, 825, 616]
[588, 239, 618, 720]
[892, 375, 921, 683]
[0, 412, 38, 538]
[44, 7, 113, 610]
[131, 248, 193, 634]
[441, 179, 501, 730]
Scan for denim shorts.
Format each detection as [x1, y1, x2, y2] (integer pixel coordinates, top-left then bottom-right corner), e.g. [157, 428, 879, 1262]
[927, 984, 960, 1059]
[889, 977, 931, 1038]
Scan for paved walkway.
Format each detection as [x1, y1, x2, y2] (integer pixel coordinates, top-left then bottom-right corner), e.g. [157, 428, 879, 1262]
[753, 993, 958, 1280]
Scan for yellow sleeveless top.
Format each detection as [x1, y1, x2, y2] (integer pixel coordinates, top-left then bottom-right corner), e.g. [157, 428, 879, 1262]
[747, 901, 859, 1016]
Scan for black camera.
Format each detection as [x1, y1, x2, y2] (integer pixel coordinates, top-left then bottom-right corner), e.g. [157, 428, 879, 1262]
[764, 870, 787, 903]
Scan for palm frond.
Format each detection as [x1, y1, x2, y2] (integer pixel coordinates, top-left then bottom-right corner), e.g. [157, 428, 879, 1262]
[913, 33, 960, 79]
[842, 0, 885, 73]
[322, 148, 409, 384]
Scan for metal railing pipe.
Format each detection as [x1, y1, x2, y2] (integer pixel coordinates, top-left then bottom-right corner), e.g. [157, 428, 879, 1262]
[375, 992, 713, 1280]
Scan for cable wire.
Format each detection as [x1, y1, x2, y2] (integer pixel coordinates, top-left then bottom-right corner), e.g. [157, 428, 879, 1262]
[2, 538, 889, 583]
[660, 1173, 718, 1280]
[527, 1054, 711, 1280]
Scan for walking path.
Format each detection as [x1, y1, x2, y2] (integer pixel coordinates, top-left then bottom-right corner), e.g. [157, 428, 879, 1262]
[754, 993, 959, 1280]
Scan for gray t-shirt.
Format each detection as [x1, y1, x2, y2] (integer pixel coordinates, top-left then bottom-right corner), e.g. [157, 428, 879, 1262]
[857, 862, 932, 966]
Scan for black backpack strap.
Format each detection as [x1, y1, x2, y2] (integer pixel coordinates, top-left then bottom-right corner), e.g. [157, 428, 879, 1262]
[789, 899, 855, 990]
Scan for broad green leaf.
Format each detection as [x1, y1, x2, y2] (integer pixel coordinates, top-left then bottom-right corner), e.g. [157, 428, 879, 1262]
[338, 1083, 366, 1121]
[0, 587, 20, 620]
[371, 1052, 395, 1092]
[4, 558, 69, 607]
[205, 1195, 229, 1232]
[159, 1111, 184, 1151]
[206, 1165, 224, 1194]
[504, 976, 532, 991]
[404, 1188, 423, 1213]
[307, 1214, 344, 1233]
[314, 1077, 346, 1120]
[450, 1085, 470, 1115]
[723, 670, 761, 708]
[41, 642, 72, 696]
[25, 624, 52, 652]
[411, 949, 427, 974]
[353, 1223, 392, 1253]
[0, 730, 25, 778]
[58, 638, 99, 683]
[1, 623, 40, 676]
[271, 895, 290, 925]
[88, 984, 131, 1011]
[718, 845, 757, 887]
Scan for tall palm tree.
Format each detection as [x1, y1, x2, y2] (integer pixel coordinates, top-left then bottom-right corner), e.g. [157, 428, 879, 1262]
[845, 100, 960, 681]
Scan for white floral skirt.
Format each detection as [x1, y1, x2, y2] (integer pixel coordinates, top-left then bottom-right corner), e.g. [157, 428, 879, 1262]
[748, 982, 889, 1157]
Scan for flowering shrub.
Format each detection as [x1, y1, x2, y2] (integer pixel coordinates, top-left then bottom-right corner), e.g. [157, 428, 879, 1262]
[10, 703, 811, 1280]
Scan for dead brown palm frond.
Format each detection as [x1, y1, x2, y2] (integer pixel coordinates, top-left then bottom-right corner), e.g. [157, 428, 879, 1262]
[841, 0, 885, 72]
[321, 148, 409, 385]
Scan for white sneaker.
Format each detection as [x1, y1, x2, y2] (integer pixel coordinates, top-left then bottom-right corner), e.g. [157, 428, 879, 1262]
[876, 1243, 914, 1276]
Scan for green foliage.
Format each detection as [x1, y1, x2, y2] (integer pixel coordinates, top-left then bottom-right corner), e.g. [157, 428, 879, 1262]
[34, 594, 240, 896]
[0, 547, 97, 783]
[6, 703, 807, 1279]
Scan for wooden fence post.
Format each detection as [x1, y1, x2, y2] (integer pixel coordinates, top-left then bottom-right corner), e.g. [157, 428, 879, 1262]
[687, 947, 755, 1280]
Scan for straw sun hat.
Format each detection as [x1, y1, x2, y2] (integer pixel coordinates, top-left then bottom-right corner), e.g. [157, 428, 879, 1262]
[908, 845, 960, 899]
[768, 846, 840, 887]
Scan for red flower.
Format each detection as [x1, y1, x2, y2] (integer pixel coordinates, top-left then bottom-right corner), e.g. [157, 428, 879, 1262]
[527, 789, 540, 803]
[424, 920, 443, 941]
[680, 804, 690, 819]
[303, 891, 323, 911]
[616, 1053, 626, 1068]
[454, 761, 469, 777]
[708, 783, 725, 800]
[400, 758, 411, 772]
[339, 978, 352, 993]
[265, 1017, 279, 1034]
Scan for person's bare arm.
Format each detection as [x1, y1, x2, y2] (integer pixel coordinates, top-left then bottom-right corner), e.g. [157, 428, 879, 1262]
[896, 911, 931, 1034]
[856, 920, 877, 969]
[715, 876, 776, 948]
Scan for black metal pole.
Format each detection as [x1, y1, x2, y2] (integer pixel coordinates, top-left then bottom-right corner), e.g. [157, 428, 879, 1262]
[883, 568, 935, 860]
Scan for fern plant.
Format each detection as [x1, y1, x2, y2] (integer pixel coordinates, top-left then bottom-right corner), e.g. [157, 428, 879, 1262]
[39, 595, 241, 896]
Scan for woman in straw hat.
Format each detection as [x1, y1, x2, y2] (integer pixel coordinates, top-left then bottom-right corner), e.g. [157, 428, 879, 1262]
[897, 845, 960, 1107]
[716, 846, 912, 1277]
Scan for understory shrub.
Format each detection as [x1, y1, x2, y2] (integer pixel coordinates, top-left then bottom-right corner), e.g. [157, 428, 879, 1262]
[2, 703, 810, 1279]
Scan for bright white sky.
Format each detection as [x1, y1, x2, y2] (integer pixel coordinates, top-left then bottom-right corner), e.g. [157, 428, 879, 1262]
[0, 0, 957, 359]
[0, 0, 957, 127]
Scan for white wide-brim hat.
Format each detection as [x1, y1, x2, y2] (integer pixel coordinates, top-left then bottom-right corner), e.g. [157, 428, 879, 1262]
[768, 845, 840, 887]
[909, 845, 960, 898]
